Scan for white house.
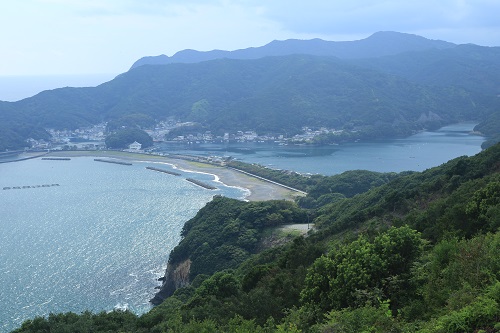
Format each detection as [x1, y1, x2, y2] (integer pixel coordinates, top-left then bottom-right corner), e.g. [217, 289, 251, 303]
[128, 141, 142, 151]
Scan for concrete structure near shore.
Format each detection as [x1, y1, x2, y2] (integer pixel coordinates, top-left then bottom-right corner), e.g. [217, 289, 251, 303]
[128, 141, 142, 151]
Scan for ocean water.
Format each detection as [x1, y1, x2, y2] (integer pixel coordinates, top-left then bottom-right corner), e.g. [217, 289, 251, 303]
[0, 123, 486, 332]
[158, 123, 485, 175]
[0, 157, 245, 332]
[0, 74, 116, 102]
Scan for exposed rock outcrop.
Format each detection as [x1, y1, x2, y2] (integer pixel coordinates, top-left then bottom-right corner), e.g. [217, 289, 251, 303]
[150, 259, 191, 305]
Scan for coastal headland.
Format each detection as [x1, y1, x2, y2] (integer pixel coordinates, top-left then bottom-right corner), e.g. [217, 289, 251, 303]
[41, 150, 301, 201]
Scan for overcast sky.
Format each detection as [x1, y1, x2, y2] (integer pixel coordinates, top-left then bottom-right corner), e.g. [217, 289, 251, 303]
[1, 0, 499, 76]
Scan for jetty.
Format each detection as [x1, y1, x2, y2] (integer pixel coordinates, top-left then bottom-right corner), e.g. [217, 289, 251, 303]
[185, 178, 217, 190]
[146, 166, 181, 176]
[42, 157, 71, 161]
[94, 158, 132, 166]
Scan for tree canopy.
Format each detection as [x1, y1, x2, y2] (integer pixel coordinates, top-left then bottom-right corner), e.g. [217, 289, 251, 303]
[11, 144, 500, 333]
[104, 128, 153, 149]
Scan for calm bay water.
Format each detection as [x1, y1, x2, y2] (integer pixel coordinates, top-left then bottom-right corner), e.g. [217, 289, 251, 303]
[0, 158, 245, 332]
[0, 123, 485, 332]
[158, 123, 484, 175]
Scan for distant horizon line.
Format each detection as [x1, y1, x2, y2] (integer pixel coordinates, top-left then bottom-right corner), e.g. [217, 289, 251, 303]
[0, 73, 118, 78]
[0, 73, 117, 102]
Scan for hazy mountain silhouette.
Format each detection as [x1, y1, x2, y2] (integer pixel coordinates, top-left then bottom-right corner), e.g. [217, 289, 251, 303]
[130, 31, 455, 69]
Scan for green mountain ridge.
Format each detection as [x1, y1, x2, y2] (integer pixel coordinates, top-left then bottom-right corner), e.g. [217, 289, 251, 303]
[351, 43, 500, 95]
[6, 32, 500, 333]
[130, 31, 455, 69]
[1, 52, 498, 151]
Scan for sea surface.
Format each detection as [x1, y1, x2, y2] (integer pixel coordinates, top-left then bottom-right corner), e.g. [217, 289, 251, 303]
[0, 123, 485, 332]
[0, 74, 116, 102]
[0, 157, 245, 332]
[158, 123, 484, 175]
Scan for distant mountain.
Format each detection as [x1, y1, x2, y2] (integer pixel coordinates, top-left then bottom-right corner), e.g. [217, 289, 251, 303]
[130, 31, 455, 69]
[1, 53, 497, 151]
[350, 43, 500, 95]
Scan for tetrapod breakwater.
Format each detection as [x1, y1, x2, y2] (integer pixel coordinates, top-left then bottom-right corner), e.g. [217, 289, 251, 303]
[94, 158, 132, 166]
[145, 166, 181, 176]
[185, 178, 217, 190]
[42, 157, 71, 161]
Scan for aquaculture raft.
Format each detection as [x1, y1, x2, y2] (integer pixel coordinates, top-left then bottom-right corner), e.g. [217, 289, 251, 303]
[3, 184, 60, 190]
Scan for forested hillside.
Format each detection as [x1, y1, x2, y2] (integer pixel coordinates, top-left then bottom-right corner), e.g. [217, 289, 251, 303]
[351, 43, 500, 95]
[475, 111, 500, 148]
[1, 53, 498, 151]
[14, 143, 500, 333]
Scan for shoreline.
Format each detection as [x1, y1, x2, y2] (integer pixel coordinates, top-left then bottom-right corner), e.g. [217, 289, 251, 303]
[41, 150, 301, 202]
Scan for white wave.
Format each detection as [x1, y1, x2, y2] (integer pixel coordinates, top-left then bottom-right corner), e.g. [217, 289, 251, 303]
[113, 302, 129, 312]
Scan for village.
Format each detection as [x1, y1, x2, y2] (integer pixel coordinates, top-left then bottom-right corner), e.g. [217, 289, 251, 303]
[26, 120, 345, 151]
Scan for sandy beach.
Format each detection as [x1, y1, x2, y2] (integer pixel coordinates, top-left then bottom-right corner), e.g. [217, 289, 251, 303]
[41, 150, 302, 201]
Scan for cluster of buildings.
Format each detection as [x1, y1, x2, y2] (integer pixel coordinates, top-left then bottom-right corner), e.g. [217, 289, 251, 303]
[169, 130, 262, 143]
[143, 119, 180, 142]
[28, 123, 107, 150]
[289, 127, 344, 143]
[168, 127, 344, 144]
[27, 120, 344, 151]
[48, 123, 107, 143]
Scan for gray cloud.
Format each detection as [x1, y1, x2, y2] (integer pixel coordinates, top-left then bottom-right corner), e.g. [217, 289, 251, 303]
[2, 0, 499, 75]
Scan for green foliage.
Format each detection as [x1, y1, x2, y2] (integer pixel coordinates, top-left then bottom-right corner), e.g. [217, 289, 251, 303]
[106, 113, 155, 131]
[11, 144, 500, 333]
[315, 144, 500, 240]
[301, 226, 423, 314]
[418, 282, 500, 333]
[466, 181, 500, 230]
[308, 170, 399, 199]
[227, 161, 312, 192]
[105, 128, 153, 149]
[188, 99, 211, 122]
[237, 237, 323, 324]
[12, 310, 138, 333]
[417, 232, 500, 316]
[0, 119, 51, 151]
[482, 133, 500, 149]
[168, 196, 306, 279]
[227, 162, 399, 204]
[2, 51, 499, 150]
[475, 110, 500, 136]
[353, 43, 500, 95]
[317, 301, 399, 333]
[474, 110, 500, 149]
